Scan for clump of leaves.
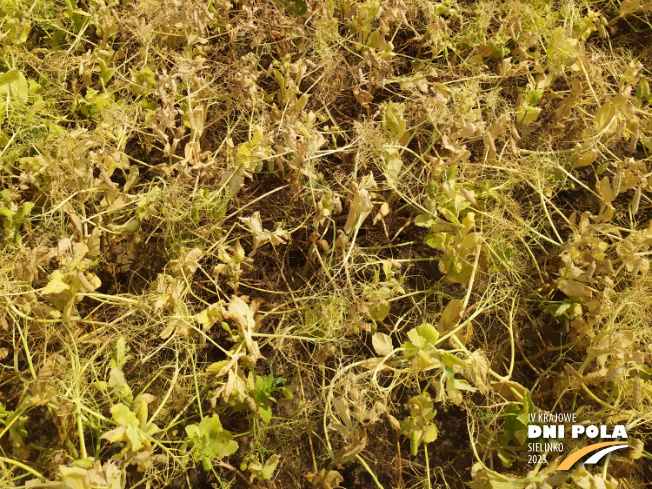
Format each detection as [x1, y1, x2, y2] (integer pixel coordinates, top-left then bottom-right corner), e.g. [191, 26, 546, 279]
[101, 395, 160, 456]
[415, 167, 487, 284]
[400, 392, 438, 456]
[71, 88, 114, 119]
[0, 68, 28, 121]
[0, 189, 33, 246]
[242, 453, 281, 483]
[0, 402, 29, 459]
[185, 414, 239, 471]
[247, 372, 293, 423]
[495, 392, 535, 467]
[402, 322, 440, 368]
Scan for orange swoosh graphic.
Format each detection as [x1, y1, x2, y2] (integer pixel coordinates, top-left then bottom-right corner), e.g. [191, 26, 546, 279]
[557, 441, 627, 471]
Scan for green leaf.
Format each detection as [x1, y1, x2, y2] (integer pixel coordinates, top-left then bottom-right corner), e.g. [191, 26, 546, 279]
[253, 374, 275, 403]
[525, 90, 543, 106]
[259, 404, 272, 423]
[415, 323, 439, 346]
[403, 323, 440, 362]
[424, 232, 447, 249]
[497, 448, 514, 467]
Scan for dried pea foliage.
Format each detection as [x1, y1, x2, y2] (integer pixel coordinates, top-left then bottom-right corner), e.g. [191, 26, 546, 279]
[1, 0, 652, 488]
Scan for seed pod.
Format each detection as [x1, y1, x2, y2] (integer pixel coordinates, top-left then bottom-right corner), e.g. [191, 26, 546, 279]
[633, 370, 641, 408]
[428, 178, 437, 197]
[612, 169, 622, 197]
[387, 414, 400, 431]
[461, 188, 478, 206]
[632, 186, 641, 216]
[636, 78, 650, 99]
[246, 395, 258, 413]
[410, 430, 419, 456]
[77, 272, 96, 292]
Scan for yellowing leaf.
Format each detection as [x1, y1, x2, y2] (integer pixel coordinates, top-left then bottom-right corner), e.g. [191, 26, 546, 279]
[372, 332, 393, 356]
[101, 426, 127, 444]
[596, 177, 614, 203]
[414, 323, 439, 346]
[185, 414, 239, 462]
[491, 380, 527, 401]
[344, 175, 376, 234]
[468, 468, 522, 489]
[207, 360, 230, 377]
[0, 69, 28, 104]
[517, 105, 541, 125]
[384, 152, 403, 187]
[60, 461, 124, 489]
[370, 300, 390, 321]
[249, 454, 280, 481]
[60, 466, 90, 489]
[438, 299, 463, 331]
[41, 270, 74, 312]
[353, 87, 373, 107]
[110, 403, 138, 427]
[620, 0, 642, 18]
[106, 219, 140, 235]
[170, 247, 203, 278]
[132, 393, 156, 429]
[594, 102, 616, 131]
[572, 149, 597, 169]
[401, 393, 438, 455]
[557, 278, 592, 298]
[102, 402, 159, 454]
[42, 270, 70, 296]
[195, 303, 224, 329]
[225, 295, 262, 362]
[307, 469, 344, 488]
[108, 368, 133, 403]
[240, 212, 290, 256]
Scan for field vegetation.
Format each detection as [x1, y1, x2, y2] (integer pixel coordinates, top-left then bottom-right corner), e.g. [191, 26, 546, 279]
[1, 0, 652, 487]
